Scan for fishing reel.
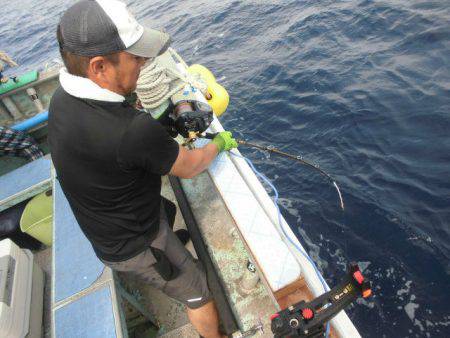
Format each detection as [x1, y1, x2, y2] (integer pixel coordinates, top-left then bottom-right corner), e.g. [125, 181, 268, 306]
[144, 79, 214, 140]
[271, 263, 372, 337]
[148, 99, 213, 139]
[168, 83, 214, 139]
[172, 100, 213, 138]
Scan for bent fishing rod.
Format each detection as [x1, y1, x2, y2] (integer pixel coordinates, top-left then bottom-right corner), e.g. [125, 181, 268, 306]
[200, 132, 345, 211]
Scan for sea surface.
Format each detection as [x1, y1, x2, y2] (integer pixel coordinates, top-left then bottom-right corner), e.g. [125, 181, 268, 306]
[1, 0, 449, 337]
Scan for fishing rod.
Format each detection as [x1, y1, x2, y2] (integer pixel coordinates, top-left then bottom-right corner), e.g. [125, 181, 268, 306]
[200, 132, 345, 211]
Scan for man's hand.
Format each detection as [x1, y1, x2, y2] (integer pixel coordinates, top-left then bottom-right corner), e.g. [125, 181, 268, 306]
[211, 131, 238, 152]
[169, 131, 238, 179]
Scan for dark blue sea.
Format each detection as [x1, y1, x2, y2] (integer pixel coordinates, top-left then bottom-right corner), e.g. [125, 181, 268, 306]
[1, 0, 449, 336]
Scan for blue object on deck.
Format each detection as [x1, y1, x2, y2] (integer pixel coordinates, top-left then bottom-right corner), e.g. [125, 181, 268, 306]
[11, 111, 48, 131]
[55, 286, 116, 338]
[0, 157, 51, 211]
[54, 179, 105, 303]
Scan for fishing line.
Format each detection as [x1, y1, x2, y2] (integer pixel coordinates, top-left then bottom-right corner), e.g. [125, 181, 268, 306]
[201, 133, 345, 210]
[236, 139, 345, 211]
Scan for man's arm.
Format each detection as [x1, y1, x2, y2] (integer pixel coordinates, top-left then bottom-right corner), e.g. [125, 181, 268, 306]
[169, 143, 218, 179]
[169, 131, 238, 179]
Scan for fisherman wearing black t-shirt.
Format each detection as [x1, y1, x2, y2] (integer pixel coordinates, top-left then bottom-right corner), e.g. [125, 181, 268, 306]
[48, 1, 237, 337]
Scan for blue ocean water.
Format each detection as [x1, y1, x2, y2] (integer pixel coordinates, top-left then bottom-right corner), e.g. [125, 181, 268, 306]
[1, 0, 449, 336]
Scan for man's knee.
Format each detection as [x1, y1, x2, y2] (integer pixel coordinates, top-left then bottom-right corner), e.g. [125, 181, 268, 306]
[186, 301, 218, 326]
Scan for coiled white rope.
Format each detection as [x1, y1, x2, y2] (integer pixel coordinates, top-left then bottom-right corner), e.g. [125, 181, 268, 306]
[135, 61, 183, 109]
[136, 48, 207, 109]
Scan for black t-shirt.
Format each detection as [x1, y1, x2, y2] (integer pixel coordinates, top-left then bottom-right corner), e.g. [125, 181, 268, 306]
[48, 87, 179, 261]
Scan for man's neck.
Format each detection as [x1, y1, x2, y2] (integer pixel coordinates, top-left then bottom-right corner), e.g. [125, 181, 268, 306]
[59, 68, 125, 102]
[87, 75, 127, 97]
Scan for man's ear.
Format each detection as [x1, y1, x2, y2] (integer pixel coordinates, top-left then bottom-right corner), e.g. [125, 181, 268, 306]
[87, 56, 106, 79]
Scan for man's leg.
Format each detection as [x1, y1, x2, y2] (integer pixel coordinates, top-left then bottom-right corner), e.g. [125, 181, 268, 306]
[103, 202, 224, 337]
[155, 202, 224, 336]
[186, 301, 225, 338]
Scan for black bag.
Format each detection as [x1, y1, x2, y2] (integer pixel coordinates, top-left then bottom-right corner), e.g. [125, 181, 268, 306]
[0, 200, 42, 250]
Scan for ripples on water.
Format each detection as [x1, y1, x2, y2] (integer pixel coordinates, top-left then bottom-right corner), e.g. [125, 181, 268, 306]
[1, 0, 449, 336]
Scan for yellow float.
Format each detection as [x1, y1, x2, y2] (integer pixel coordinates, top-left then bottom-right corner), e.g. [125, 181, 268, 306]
[188, 64, 229, 117]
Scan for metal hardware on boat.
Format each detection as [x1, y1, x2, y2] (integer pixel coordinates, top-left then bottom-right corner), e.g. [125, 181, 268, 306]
[289, 318, 299, 328]
[239, 260, 260, 294]
[229, 227, 239, 239]
[26, 87, 45, 112]
[232, 319, 264, 337]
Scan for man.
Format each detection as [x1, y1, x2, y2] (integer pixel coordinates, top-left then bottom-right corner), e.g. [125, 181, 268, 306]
[48, 1, 237, 337]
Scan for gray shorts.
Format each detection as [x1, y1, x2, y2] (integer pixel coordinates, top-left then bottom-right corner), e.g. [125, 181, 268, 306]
[102, 204, 211, 309]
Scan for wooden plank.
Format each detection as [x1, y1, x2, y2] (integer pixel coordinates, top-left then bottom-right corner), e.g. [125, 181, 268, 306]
[275, 277, 313, 310]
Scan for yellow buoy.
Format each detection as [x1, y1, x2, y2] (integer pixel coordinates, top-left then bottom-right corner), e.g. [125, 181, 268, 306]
[206, 81, 229, 117]
[188, 64, 229, 117]
[188, 64, 216, 84]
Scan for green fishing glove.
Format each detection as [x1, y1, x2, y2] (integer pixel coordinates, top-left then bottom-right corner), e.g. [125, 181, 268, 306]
[212, 131, 238, 152]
